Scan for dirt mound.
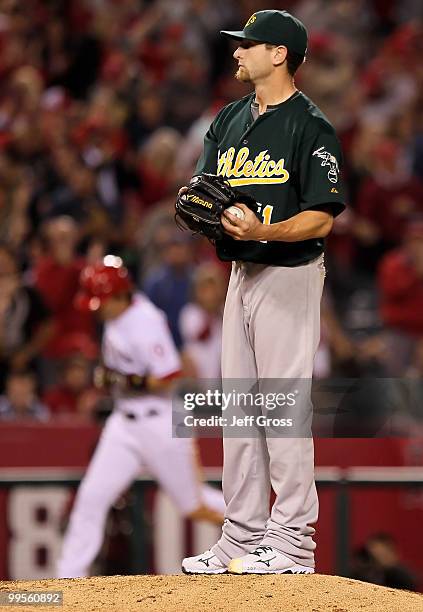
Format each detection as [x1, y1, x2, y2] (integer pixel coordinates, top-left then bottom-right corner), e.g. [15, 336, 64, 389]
[1, 574, 422, 612]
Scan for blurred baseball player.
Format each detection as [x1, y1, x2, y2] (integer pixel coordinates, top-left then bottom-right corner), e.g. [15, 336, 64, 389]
[56, 256, 224, 578]
[182, 10, 345, 574]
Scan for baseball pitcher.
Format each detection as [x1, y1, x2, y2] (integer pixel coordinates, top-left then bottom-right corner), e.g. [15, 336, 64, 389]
[179, 10, 346, 575]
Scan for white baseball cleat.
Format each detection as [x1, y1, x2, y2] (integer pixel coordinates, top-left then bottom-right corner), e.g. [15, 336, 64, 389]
[182, 549, 227, 574]
[228, 546, 314, 575]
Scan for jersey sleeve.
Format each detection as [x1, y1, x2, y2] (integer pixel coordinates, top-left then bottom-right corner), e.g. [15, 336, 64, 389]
[138, 311, 182, 380]
[297, 120, 346, 217]
[194, 119, 219, 175]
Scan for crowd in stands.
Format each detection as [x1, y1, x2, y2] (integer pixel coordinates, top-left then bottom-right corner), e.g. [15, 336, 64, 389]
[0, 0, 421, 422]
[351, 532, 417, 591]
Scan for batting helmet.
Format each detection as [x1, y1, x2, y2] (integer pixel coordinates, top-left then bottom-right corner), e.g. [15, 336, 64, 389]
[75, 256, 133, 312]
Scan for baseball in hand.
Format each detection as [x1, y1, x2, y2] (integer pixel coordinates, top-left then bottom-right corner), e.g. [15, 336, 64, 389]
[226, 205, 245, 220]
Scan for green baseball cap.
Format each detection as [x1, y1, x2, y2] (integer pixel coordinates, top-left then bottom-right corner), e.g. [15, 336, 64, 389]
[221, 10, 308, 57]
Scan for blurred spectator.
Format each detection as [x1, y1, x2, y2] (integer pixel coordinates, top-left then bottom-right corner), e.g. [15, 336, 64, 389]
[0, 244, 53, 391]
[144, 230, 195, 348]
[164, 49, 210, 133]
[0, 371, 49, 422]
[33, 216, 96, 382]
[378, 219, 423, 374]
[177, 101, 226, 181]
[125, 87, 166, 150]
[138, 127, 183, 208]
[353, 139, 423, 274]
[296, 0, 376, 40]
[138, 212, 181, 281]
[298, 32, 357, 128]
[408, 340, 423, 380]
[315, 293, 355, 378]
[397, 340, 423, 433]
[179, 263, 227, 378]
[351, 532, 417, 591]
[0, 154, 32, 251]
[43, 354, 100, 420]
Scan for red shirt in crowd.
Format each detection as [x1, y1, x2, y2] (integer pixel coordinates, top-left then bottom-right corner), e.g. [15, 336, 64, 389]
[43, 386, 81, 415]
[43, 385, 99, 417]
[34, 257, 96, 358]
[378, 249, 423, 336]
[357, 176, 423, 245]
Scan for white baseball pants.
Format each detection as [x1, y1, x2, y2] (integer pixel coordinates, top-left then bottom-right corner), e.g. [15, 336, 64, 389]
[213, 255, 325, 567]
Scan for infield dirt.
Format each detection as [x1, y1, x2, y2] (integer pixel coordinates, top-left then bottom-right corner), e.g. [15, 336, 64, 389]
[1, 574, 423, 612]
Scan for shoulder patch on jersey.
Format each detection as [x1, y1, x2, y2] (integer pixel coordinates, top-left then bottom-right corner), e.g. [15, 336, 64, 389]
[312, 146, 339, 183]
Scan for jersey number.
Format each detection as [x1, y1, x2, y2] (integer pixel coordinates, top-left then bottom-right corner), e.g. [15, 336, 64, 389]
[258, 204, 273, 243]
[262, 205, 273, 225]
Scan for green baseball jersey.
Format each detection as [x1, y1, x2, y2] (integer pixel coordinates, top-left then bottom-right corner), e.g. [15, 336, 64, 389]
[195, 91, 346, 266]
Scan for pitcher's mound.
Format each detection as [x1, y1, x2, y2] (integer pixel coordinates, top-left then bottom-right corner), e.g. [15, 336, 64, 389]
[1, 574, 423, 612]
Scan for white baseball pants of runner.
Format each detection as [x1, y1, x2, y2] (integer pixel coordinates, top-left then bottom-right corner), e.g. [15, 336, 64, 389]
[56, 402, 224, 578]
[212, 254, 325, 568]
